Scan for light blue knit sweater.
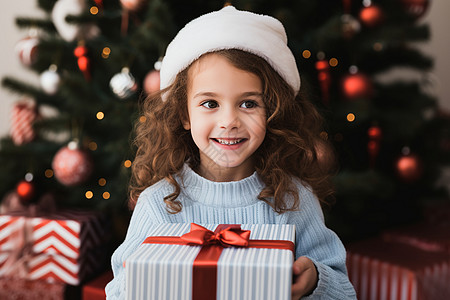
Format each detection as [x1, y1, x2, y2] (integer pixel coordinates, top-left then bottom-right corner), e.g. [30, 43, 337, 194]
[105, 164, 356, 299]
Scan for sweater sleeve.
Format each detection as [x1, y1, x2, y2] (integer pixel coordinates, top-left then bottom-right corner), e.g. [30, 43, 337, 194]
[105, 189, 165, 300]
[289, 185, 356, 299]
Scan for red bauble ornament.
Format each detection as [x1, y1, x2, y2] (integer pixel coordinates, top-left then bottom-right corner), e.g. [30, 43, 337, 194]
[94, 0, 103, 8]
[341, 72, 374, 100]
[143, 70, 160, 95]
[120, 0, 146, 11]
[315, 60, 331, 105]
[74, 45, 90, 81]
[400, 0, 430, 19]
[16, 180, 35, 202]
[359, 4, 385, 27]
[367, 125, 382, 167]
[52, 141, 94, 186]
[396, 153, 423, 182]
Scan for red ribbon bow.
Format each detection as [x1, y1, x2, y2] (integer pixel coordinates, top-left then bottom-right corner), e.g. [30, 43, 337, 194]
[180, 223, 250, 247]
[143, 223, 294, 300]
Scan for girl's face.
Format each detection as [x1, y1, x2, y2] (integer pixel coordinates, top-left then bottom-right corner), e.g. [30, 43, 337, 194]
[184, 53, 266, 181]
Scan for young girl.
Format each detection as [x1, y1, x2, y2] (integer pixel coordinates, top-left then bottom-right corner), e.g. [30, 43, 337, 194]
[106, 6, 356, 300]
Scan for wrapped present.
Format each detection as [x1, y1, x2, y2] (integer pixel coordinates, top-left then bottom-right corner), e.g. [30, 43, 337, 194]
[0, 275, 81, 300]
[0, 209, 110, 285]
[0, 210, 109, 258]
[347, 237, 450, 300]
[125, 223, 296, 300]
[382, 222, 450, 254]
[82, 270, 113, 300]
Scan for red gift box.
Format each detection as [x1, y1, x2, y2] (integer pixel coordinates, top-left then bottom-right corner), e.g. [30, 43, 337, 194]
[0, 210, 109, 258]
[0, 210, 110, 285]
[382, 222, 450, 254]
[0, 275, 80, 300]
[347, 237, 450, 300]
[82, 270, 113, 300]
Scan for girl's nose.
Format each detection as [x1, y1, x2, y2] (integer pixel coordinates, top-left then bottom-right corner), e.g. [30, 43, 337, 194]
[218, 107, 240, 129]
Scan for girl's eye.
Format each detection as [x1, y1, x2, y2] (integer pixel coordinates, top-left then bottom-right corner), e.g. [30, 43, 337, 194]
[200, 100, 218, 109]
[240, 100, 258, 109]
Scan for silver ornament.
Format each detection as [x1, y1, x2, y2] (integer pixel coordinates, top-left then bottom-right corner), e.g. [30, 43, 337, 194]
[109, 67, 138, 99]
[40, 65, 60, 95]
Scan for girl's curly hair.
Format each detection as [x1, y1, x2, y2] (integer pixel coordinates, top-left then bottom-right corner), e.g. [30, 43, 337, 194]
[129, 49, 337, 213]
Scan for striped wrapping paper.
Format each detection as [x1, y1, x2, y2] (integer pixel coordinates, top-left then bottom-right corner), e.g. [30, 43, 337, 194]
[347, 237, 450, 300]
[0, 210, 110, 285]
[0, 210, 108, 258]
[126, 223, 295, 300]
[0, 245, 107, 285]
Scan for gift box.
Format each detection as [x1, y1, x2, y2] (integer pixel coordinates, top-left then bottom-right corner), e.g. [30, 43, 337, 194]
[0, 275, 80, 300]
[125, 223, 296, 300]
[0, 210, 110, 285]
[382, 222, 450, 254]
[347, 237, 450, 300]
[82, 270, 113, 300]
[0, 210, 108, 258]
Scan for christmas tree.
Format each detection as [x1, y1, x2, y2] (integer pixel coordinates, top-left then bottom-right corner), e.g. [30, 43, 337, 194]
[1, 0, 449, 246]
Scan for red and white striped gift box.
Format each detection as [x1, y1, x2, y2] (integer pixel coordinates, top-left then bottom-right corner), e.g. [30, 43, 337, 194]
[126, 223, 296, 300]
[347, 237, 450, 300]
[0, 215, 26, 251]
[0, 210, 110, 285]
[26, 247, 107, 285]
[0, 210, 108, 258]
[382, 222, 450, 254]
[0, 245, 107, 285]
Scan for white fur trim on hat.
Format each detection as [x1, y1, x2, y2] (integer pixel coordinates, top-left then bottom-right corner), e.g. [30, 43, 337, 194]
[159, 6, 301, 95]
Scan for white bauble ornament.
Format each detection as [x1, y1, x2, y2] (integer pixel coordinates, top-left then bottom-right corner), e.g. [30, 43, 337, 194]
[110, 67, 138, 99]
[40, 65, 60, 95]
[52, 0, 100, 42]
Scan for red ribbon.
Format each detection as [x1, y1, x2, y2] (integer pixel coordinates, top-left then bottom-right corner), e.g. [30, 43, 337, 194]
[144, 223, 295, 300]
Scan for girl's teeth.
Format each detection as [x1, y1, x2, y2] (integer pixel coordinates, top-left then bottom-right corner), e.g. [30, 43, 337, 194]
[216, 139, 242, 145]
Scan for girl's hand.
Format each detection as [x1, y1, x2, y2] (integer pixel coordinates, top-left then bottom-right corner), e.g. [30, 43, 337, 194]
[291, 256, 318, 299]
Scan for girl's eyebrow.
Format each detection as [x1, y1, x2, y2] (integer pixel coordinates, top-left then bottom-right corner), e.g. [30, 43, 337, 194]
[193, 92, 218, 99]
[193, 91, 263, 99]
[240, 92, 263, 98]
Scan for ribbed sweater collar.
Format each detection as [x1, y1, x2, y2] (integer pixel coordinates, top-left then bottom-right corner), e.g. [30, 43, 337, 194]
[178, 164, 265, 207]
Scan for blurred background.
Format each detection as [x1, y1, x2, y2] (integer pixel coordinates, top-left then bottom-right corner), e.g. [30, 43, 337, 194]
[0, 0, 449, 298]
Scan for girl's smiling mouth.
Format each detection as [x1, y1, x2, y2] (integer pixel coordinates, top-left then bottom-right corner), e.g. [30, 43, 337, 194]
[213, 138, 245, 145]
[211, 138, 248, 149]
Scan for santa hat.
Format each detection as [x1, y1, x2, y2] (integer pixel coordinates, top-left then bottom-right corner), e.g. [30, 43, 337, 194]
[159, 5, 301, 95]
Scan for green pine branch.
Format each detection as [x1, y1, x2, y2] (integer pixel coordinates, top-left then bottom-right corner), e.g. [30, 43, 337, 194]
[16, 17, 56, 32]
